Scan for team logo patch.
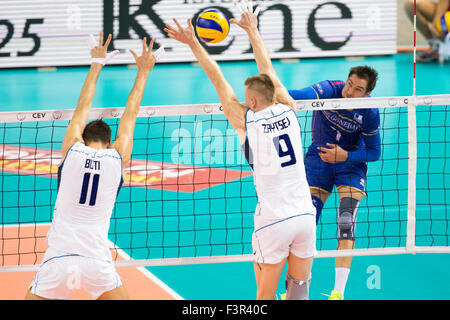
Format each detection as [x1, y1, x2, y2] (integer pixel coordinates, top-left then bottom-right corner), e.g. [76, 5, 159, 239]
[353, 113, 364, 124]
[360, 178, 366, 188]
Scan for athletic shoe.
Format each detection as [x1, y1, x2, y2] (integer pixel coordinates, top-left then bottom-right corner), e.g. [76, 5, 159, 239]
[417, 43, 440, 63]
[322, 290, 343, 300]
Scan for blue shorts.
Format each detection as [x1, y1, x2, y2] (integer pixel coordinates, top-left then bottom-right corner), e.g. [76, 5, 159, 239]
[304, 152, 367, 194]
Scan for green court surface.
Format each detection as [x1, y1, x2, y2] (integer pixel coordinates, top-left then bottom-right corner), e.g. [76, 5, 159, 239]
[0, 54, 449, 299]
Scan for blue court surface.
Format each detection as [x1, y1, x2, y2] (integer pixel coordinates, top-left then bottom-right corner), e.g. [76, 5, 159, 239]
[0, 53, 449, 299]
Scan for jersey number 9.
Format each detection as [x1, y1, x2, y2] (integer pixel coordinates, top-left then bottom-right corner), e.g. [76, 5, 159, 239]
[273, 134, 297, 168]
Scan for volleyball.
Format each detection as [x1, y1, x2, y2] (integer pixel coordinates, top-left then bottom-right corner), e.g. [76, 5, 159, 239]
[195, 9, 230, 44]
[435, 11, 450, 35]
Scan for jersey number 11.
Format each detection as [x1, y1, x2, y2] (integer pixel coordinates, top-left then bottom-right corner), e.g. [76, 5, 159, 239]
[79, 173, 100, 206]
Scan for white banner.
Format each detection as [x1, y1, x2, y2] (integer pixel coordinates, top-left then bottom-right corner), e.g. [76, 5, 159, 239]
[0, 0, 397, 68]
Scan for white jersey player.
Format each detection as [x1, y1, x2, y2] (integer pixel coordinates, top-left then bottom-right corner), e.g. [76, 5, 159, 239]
[48, 141, 123, 262]
[245, 102, 315, 221]
[165, 1, 316, 300]
[26, 34, 158, 300]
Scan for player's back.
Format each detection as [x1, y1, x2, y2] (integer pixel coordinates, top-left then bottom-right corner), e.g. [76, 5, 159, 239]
[47, 142, 123, 261]
[244, 103, 315, 220]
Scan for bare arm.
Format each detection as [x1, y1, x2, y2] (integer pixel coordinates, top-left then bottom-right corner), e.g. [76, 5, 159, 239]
[230, 5, 297, 111]
[60, 32, 113, 163]
[111, 38, 156, 166]
[164, 19, 247, 142]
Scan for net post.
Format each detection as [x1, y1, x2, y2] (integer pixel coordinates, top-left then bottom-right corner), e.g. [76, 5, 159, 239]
[406, 95, 417, 254]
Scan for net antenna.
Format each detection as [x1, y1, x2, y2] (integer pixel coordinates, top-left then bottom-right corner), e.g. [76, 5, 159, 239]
[413, 0, 417, 96]
[406, 0, 418, 253]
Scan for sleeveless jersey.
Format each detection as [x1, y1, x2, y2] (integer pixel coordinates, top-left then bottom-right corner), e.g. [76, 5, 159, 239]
[47, 142, 123, 261]
[244, 103, 315, 220]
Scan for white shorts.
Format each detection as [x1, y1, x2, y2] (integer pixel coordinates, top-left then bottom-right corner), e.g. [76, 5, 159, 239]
[252, 213, 316, 264]
[29, 247, 122, 300]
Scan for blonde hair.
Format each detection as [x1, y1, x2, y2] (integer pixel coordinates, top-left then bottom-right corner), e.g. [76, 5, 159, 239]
[244, 73, 275, 103]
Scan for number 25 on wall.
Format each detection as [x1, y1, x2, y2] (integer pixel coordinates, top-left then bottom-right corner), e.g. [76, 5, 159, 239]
[0, 19, 44, 57]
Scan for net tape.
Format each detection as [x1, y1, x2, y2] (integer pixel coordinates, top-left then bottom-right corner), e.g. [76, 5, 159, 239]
[1, 94, 449, 124]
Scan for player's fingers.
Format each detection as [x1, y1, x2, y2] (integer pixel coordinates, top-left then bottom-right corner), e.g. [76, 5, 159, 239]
[173, 18, 183, 31]
[229, 18, 242, 27]
[104, 33, 112, 48]
[248, 0, 253, 12]
[324, 154, 331, 160]
[164, 23, 176, 32]
[254, 4, 261, 16]
[187, 18, 193, 30]
[142, 37, 148, 53]
[234, 1, 244, 14]
[148, 38, 155, 54]
[165, 26, 179, 38]
[163, 28, 173, 37]
[239, 0, 248, 12]
[230, 18, 241, 26]
[99, 31, 103, 46]
[129, 49, 138, 60]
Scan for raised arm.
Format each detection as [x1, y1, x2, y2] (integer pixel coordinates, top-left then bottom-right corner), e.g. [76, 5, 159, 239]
[164, 19, 247, 142]
[60, 32, 115, 162]
[230, 2, 297, 111]
[111, 38, 156, 166]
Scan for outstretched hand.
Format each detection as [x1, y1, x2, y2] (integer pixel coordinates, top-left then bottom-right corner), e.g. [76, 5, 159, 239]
[164, 18, 197, 45]
[89, 32, 112, 59]
[129, 37, 156, 72]
[88, 32, 119, 66]
[230, 0, 260, 32]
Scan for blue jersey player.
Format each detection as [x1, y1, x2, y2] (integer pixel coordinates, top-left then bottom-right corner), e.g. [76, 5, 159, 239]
[288, 66, 381, 300]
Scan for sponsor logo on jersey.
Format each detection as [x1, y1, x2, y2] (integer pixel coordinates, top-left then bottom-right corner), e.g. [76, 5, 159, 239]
[322, 110, 361, 132]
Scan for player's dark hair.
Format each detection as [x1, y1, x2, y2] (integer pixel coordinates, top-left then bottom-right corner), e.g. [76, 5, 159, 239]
[244, 73, 275, 103]
[348, 65, 378, 93]
[82, 119, 111, 145]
